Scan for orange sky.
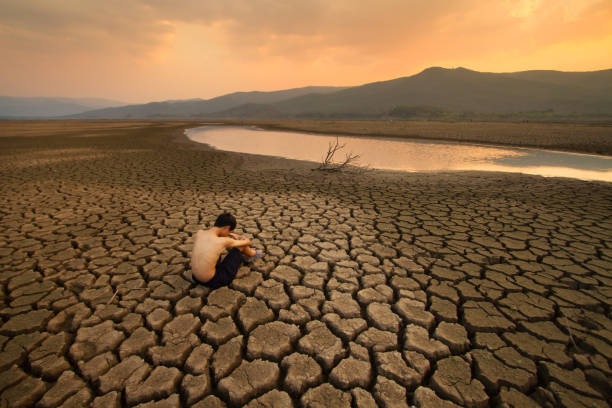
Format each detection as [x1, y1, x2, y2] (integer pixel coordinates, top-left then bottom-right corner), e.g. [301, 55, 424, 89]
[1, 0, 611, 103]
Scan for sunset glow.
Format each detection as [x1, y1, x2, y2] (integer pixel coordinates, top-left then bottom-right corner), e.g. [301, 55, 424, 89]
[1, 0, 611, 103]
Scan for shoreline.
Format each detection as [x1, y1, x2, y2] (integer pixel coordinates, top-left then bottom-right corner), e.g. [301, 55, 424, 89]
[182, 124, 612, 184]
[196, 119, 612, 156]
[187, 122, 612, 159]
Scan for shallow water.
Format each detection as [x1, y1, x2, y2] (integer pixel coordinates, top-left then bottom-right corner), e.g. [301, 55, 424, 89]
[186, 126, 612, 182]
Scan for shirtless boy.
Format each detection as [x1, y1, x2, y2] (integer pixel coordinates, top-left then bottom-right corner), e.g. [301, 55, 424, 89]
[190, 212, 263, 288]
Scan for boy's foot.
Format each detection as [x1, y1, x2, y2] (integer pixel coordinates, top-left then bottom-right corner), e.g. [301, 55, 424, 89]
[243, 248, 264, 263]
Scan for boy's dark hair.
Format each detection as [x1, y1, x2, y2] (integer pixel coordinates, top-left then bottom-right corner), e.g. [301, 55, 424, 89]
[214, 212, 236, 230]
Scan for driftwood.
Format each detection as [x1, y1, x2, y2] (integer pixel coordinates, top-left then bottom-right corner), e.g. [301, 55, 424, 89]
[316, 136, 361, 172]
[107, 288, 120, 304]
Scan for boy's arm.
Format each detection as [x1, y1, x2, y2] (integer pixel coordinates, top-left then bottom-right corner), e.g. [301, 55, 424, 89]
[225, 237, 251, 248]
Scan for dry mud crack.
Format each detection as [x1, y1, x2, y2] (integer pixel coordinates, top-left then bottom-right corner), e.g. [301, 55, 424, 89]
[0, 121, 611, 407]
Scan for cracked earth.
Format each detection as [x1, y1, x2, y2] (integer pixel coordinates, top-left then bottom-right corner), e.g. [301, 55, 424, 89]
[0, 121, 610, 407]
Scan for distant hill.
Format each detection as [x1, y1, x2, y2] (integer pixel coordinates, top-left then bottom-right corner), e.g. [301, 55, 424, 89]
[71, 86, 347, 119]
[259, 67, 612, 119]
[0, 96, 125, 118]
[60, 67, 612, 121]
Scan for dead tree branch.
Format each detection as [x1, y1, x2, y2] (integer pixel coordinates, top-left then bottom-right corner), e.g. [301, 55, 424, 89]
[317, 136, 361, 172]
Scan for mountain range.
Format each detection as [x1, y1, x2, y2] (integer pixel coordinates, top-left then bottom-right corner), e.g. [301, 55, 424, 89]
[3, 67, 612, 121]
[67, 86, 347, 119]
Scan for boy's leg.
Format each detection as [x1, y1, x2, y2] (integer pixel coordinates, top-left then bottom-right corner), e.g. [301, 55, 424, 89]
[214, 248, 244, 287]
[199, 249, 243, 289]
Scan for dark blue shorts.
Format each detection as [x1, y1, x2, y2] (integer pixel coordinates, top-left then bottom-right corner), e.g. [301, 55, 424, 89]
[194, 247, 243, 289]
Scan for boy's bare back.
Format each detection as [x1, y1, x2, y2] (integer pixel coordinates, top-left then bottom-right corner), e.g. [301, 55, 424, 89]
[190, 229, 232, 282]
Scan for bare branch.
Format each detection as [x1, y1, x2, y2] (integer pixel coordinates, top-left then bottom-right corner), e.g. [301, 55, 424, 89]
[321, 137, 346, 167]
[317, 136, 362, 172]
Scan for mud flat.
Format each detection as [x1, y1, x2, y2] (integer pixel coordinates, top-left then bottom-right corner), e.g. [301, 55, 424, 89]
[0, 120, 610, 407]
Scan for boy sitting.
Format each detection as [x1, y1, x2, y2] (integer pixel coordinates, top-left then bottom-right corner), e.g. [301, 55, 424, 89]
[190, 212, 263, 288]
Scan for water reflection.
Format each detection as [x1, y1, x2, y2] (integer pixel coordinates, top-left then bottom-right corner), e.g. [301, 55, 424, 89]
[186, 126, 612, 182]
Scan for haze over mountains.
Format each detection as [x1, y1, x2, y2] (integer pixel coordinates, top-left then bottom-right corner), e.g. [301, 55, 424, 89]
[0, 97, 124, 118]
[68, 86, 347, 120]
[3, 67, 612, 121]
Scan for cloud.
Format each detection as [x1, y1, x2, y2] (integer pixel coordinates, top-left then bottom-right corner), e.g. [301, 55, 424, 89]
[0, 0, 610, 101]
[0, 1, 172, 56]
[2, 0, 609, 59]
